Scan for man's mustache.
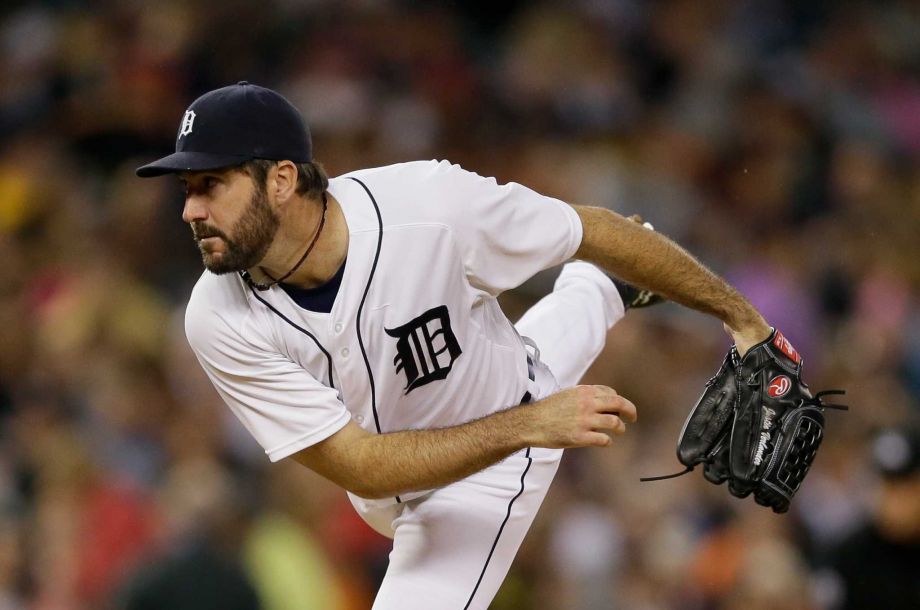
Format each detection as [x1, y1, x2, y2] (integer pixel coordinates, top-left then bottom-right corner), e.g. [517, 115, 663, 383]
[192, 223, 228, 241]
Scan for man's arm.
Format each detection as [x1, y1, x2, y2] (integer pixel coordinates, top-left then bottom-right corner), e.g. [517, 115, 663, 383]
[292, 385, 635, 499]
[572, 205, 771, 354]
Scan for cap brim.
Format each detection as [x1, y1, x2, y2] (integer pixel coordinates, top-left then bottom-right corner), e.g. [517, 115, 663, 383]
[135, 151, 253, 177]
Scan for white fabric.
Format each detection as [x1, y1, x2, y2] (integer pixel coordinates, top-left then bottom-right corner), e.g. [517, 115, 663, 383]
[372, 445, 564, 610]
[185, 159, 583, 463]
[184, 277, 353, 459]
[515, 261, 624, 389]
[184, 159, 623, 609]
[350, 262, 625, 609]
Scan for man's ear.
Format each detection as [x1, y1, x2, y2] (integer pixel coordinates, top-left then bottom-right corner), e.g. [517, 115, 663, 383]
[271, 160, 299, 203]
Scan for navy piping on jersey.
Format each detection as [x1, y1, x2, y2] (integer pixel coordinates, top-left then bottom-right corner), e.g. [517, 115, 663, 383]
[464, 358, 537, 608]
[464, 446, 533, 609]
[346, 177, 397, 502]
[347, 177, 384, 436]
[246, 287, 335, 389]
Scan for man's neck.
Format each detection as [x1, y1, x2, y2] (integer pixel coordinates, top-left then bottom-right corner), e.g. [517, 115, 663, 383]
[255, 193, 348, 290]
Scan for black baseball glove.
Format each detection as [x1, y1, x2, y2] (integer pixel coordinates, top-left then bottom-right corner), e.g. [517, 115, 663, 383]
[642, 329, 846, 513]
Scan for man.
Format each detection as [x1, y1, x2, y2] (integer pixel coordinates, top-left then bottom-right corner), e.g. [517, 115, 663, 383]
[824, 425, 920, 610]
[137, 82, 772, 609]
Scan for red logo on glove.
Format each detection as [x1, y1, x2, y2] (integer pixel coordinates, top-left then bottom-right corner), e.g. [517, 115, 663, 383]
[772, 331, 801, 364]
[768, 375, 792, 398]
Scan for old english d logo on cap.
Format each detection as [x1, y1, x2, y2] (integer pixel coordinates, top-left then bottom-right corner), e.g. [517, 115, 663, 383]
[179, 110, 196, 137]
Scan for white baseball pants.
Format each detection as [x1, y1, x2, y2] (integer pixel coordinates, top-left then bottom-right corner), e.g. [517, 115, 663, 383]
[350, 261, 625, 609]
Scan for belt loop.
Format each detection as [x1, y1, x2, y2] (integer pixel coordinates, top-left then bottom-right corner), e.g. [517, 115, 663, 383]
[520, 335, 540, 403]
[521, 335, 541, 363]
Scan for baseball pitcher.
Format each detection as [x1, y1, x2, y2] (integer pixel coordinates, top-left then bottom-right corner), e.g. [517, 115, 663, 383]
[137, 82, 840, 609]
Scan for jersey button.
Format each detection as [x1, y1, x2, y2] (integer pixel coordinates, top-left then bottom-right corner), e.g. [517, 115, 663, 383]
[334, 322, 343, 333]
[340, 347, 350, 358]
[355, 415, 364, 424]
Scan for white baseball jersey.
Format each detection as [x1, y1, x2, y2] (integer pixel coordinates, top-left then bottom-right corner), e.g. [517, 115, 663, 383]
[184, 160, 583, 471]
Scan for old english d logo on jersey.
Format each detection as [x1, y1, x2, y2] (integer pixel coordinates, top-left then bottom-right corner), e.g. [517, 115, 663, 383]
[385, 305, 462, 394]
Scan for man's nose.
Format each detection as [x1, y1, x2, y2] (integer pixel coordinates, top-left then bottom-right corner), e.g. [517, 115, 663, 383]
[182, 196, 208, 224]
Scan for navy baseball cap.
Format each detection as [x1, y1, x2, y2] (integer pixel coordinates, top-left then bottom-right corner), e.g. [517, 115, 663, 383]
[136, 81, 312, 178]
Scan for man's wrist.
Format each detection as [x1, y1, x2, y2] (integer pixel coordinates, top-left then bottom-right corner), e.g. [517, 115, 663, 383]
[725, 318, 772, 356]
[491, 403, 538, 450]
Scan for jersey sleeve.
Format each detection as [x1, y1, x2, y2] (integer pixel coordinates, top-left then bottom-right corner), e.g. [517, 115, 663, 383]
[185, 288, 351, 462]
[420, 160, 584, 296]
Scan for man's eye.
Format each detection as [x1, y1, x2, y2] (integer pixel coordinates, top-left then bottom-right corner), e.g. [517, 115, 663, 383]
[204, 177, 217, 189]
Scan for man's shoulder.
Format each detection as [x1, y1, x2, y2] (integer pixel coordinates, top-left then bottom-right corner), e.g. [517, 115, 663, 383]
[332, 159, 492, 227]
[335, 159, 467, 185]
[331, 161, 438, 217]
[185, 271, 251, 348]
[188, 270, 248, 309]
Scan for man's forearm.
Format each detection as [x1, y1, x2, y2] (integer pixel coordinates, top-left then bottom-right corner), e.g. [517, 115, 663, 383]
[342, 406, 530, 499]
[294, 385, 634, 499]
[573, 206, 770, 345]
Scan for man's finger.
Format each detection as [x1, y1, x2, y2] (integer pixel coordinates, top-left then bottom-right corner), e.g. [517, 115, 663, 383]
[586, 432, 613, 447]
[595, 394, 637, 422]
[594, 413, 626, 435]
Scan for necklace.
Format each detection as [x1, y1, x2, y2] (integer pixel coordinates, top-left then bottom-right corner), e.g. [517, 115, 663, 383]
[241, 192, 328, 291]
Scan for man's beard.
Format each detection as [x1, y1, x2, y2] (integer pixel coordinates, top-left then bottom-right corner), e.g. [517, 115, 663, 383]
[192, 186, 279, 275]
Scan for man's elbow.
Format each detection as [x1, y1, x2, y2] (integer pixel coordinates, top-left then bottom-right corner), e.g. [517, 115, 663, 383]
[347, 485, 397, 500]
[339, 468, 412, 499]
[572, 205, 619, 260]
[287, 459, 388, 498]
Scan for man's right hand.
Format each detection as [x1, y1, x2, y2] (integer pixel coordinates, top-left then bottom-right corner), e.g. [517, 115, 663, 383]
[524, 385, 637, 449]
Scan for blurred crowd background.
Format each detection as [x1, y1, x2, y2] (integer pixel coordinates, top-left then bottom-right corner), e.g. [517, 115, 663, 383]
[1, 0, 918, 608]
